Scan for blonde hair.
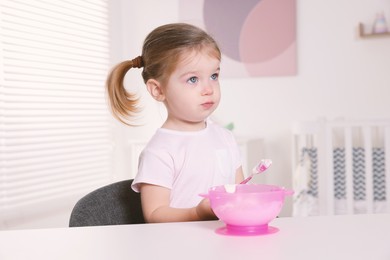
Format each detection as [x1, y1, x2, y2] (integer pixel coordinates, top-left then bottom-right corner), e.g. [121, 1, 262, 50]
[106, 23, 221, 125]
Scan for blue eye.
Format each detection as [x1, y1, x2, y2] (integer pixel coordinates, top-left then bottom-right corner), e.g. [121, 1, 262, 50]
[187, 76, 198, 84]
[210, 73, 219, 81]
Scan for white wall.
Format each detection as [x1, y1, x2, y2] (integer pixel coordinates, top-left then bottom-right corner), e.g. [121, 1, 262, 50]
[5, 0, 389, 230]
[115, 0, 390, 216]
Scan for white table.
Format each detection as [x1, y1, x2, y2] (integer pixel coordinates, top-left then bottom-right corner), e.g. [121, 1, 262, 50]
[0, 214, 389, 260]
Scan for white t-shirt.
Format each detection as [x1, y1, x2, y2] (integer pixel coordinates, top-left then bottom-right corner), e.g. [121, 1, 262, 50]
[131, 121, 242, 208]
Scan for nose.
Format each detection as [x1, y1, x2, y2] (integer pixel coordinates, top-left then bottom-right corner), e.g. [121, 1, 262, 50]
[201, 84, 213, 96]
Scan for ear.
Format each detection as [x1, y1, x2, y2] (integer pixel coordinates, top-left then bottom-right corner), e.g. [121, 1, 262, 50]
[146, 79, 165, 102]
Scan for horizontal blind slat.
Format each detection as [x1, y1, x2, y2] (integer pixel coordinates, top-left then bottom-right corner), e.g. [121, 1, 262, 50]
[4, 59, 107, 75]
[2, 35, 109, 58]
[3, 102, 108, 110]
[39, 0, 108, 17]
[1, 127, 111, 136]
[2, 73, 105, 85]
[1, 28, 109, 51]
[3, 53, 108, 71]
[2, 143, 113, 160]
[1, 109, 109, 117]
[1, 153, 112, 174]
[2, 83, 105, 92]
[1, 132, 111, 145]
[1, 1, 109, 33]
[4, 160, 111, 181]
[1, 175, 110, 209]
[2, 86, 105, 97]
[5, 166, 110, 189]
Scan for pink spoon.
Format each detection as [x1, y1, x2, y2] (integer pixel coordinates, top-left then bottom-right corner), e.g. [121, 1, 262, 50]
[240, 159, 272, 184]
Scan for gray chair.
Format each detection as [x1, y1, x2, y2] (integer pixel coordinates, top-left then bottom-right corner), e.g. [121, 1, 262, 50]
[69, 179, 145, 227]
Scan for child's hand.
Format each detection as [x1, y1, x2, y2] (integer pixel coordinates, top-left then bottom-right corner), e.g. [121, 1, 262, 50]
[196, 198, 218, 220]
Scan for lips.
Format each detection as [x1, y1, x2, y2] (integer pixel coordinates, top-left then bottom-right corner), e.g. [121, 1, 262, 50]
[201, 101, 214, 109]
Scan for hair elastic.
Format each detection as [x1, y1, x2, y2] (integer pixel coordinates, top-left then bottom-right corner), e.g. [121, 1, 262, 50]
[131, 56, 143, 68]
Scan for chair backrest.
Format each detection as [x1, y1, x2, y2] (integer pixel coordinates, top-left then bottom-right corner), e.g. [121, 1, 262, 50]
[69, 179, 145, 227]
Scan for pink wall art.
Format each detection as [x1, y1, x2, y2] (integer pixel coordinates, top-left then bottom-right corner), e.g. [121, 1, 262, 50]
[179, 0, 297, 78]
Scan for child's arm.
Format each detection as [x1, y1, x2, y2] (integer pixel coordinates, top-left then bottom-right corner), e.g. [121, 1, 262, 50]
[140, 166, 244, 223]
[139, 184, 217, 223]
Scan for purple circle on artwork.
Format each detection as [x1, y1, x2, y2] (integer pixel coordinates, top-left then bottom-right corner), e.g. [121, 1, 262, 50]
[203, 0, 260, 61]
[203, 0, 295, 64]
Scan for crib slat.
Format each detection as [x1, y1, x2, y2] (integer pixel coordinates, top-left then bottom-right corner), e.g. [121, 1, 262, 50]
[325, 124, 335, 215]
[317, 119, 330, 215]
[291, 133, 306, 190]
[344, 127, 354, 214]
[385, 126, 390, 212]
[363, 126, 373, 213]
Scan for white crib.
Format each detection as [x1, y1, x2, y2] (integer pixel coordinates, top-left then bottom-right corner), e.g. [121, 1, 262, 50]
[292, 118, 390, 216]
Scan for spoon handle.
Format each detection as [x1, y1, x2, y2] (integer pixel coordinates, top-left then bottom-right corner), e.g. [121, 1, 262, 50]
[239, 159, 272, 184]
[240, 176, 253, 184]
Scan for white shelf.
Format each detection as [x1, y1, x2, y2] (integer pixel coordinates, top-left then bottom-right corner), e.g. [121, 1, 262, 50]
[359, 23, 390, 38]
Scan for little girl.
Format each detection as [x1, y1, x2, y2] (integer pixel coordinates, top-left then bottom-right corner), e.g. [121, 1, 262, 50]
[106, 23, 244, 223]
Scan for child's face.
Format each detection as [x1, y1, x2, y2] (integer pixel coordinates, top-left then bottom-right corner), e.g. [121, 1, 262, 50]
[163, 49, 221, 130]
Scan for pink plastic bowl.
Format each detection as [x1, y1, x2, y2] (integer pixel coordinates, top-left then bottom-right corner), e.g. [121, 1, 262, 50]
[201, 184, 293, 236]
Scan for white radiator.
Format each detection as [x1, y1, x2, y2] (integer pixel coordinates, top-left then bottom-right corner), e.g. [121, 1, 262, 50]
[292, 118, 390, 216]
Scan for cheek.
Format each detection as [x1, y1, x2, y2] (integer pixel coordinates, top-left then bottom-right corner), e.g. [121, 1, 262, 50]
[214, 85, 221, 99]
[165, 92, 191, 110]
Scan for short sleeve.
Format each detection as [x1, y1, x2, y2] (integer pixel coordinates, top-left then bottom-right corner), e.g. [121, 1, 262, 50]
[131, 148, 174, 193]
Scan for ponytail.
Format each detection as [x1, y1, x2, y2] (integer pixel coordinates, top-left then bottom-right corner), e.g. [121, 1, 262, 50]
[106, 56, 144, 126]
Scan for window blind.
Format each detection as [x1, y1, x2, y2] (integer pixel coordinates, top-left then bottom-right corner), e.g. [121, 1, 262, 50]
[0, 0, 113, 221]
